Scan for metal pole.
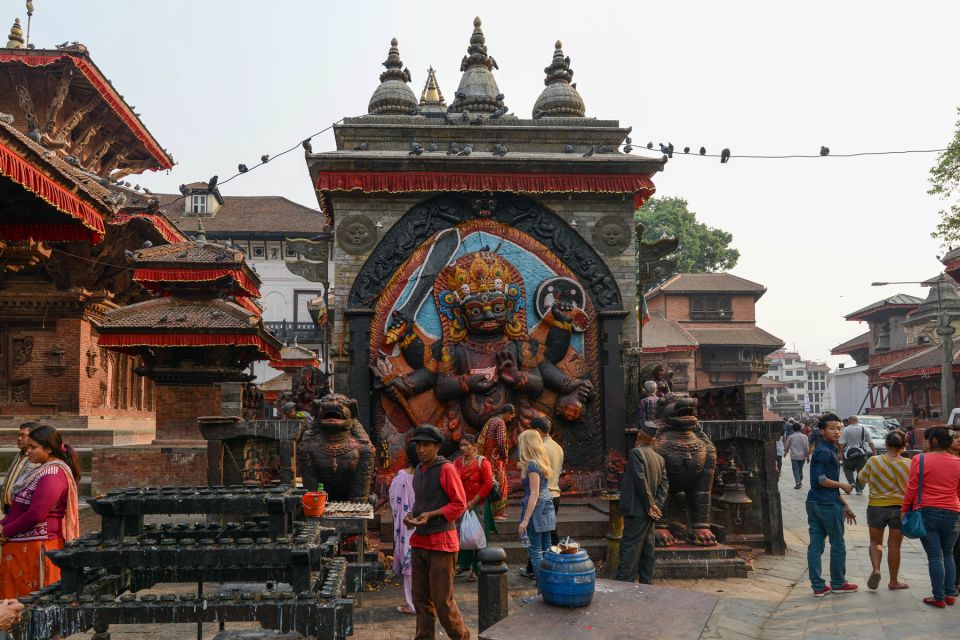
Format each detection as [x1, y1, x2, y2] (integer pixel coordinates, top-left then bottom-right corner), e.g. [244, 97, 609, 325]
[938, 311, 955, 420]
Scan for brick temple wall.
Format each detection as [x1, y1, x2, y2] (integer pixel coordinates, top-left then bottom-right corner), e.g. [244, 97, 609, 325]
[91, 445, 207, 494]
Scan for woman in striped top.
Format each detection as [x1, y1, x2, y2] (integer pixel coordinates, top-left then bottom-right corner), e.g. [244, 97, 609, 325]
[857, 430, 911, 591]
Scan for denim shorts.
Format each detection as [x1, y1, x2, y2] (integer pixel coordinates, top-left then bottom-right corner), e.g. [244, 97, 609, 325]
[866, 505, 902, 530]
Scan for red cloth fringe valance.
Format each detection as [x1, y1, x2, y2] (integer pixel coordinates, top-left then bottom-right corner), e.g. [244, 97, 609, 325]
[134, 267, 260, 297]
[0, 53, 173, 171]
[233, 295, 263, 316]
[270, 358, 319, 369]
[97, 332, 280, 361]
[108, 213, 185, 244]
[0, 140, 105, 243]
[315, 170, 656, 199]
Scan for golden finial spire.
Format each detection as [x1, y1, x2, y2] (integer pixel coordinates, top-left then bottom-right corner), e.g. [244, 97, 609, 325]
[419, 66, 446, 110]
[6, 17, 25, 49]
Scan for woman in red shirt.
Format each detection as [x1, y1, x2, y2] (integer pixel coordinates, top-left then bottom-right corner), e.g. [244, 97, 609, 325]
[901, 427, 960, 608]
[454, 434, 494, 581]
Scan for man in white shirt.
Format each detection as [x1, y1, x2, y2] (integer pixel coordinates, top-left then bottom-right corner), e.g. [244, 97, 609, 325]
[839, 416, 876, 495]
[786, 423, 810, 489]
[520, 416, 565, 579]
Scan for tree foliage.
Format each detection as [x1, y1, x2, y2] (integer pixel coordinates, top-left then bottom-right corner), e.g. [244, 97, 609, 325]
[931, 108, 960, 246]
[635, 196, 740, 287]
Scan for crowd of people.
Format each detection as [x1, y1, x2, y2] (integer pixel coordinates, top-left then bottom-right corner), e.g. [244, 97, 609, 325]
[795, 412, 960, 608]
[0, 422, 82, 631]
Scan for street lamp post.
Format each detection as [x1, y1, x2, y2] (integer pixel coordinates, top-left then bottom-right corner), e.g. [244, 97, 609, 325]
[872, 280, 955, 419]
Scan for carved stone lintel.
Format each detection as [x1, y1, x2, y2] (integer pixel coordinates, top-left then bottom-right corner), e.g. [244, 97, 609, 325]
[347, 195, 623, 310]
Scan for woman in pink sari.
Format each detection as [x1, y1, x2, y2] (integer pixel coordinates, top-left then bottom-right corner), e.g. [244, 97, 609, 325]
[0, 425, 80, 599]
[389, 441, 418, 615]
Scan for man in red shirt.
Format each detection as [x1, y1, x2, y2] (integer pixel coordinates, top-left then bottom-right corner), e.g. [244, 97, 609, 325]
[403, 425, 470, 640]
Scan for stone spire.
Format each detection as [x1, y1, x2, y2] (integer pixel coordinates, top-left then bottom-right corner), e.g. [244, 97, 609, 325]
[419, 66, 447, 113]
[449, 17, 504, 114]
[5, 17, 25, 49]
[367, 38, 419, 116]
[532, 40, 585, 118]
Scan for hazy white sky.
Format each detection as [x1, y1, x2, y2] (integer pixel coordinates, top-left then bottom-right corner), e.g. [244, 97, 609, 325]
[22, 0, 960, 365]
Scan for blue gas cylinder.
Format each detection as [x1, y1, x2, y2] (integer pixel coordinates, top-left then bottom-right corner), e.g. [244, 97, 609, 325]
[539, 547, 596, 608]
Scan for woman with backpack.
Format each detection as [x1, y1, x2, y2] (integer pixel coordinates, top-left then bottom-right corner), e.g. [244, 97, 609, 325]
[454, 434, 494, 581]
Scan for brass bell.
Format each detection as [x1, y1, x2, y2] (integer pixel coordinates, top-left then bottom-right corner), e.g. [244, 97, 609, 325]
[716, 480, 752, 505]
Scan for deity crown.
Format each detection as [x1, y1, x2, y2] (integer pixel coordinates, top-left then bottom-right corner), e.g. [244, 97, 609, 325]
[443, 251, 510, 301]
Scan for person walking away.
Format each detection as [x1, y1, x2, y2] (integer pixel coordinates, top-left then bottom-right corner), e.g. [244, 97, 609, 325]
[840, 416, 876, 494]
[521, 417, 564, 579]
[614, 422, 668, 584]
[637, 381, 659, 424]
[856, 430, 911, 590]
[775, 431, 785, 475]
[0, 423, 39, 515]
[477, 405, 513, 521]
[454, 434, 494, 582]
[403, 425, 469, 640]
[0, 425, 81, 599]
[806, 413, 859, 597]
[786, 423, 810, 489]
[901, 427, 960, 608]
[517, 429, 557, 594]
[389, 441, 419, 615]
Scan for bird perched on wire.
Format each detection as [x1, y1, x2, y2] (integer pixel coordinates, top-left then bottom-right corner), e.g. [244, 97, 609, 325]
[623, 143, 633, 153]
[238, 164, 248, 173]
[720, 148, 731, 164]
[409, 142, 424, 156]
[659, 143, 674, 158]
[699, 147, 707, 156]
[646, 142, 654, 150]
[207, 175, 218, 190]
[447, 142, 461, 155]
[820, 146, 830, 156]
[582, 145, 595, 158]
[457, 144, 473, 156]
[353, 142, 368, 151]
[261, 154, 270, 163]
[683, 146, 690, 154]
[302, 139, 313, 153]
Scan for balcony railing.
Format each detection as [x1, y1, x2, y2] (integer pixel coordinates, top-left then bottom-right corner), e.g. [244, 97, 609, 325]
[690, 310, 733, 322]
[265, 320, 322, 342]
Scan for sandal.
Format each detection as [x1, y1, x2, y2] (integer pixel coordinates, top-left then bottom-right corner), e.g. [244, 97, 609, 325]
[396, 605, 415, 615]
[867, 570, 881, 591]
[888, 582, 909, 590]
[467, 572, 478, 582]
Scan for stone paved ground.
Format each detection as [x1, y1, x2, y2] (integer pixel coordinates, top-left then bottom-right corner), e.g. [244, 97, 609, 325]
[64, 467, 958, 639]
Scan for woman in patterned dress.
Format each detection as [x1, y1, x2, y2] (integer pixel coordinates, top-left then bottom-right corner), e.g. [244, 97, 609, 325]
[477, 404, 514, 520]
[389, 441, 418, 615]
[0, 425, 81, 598]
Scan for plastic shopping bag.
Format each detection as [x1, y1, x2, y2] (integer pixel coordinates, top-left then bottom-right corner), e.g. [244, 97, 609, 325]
[459, 510, 487, 551]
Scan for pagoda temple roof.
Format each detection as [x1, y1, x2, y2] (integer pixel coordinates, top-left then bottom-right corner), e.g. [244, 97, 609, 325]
[130, 240, 247, 266]
[155, 193, 325, 237]
[646, 273, 768, 299]
[684, 326, 785, 349]
[0, 47, 173, 176]
[830, 331, 871, 355]
[641, 312, 699, 353]
[879, 343, 960, 380]
[845, 294, 923, 322]
[96, 297, 281, 360]
[271, 342, 320, 369]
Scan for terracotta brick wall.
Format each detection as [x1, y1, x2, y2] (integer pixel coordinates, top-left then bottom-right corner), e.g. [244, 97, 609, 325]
[155, 384, 221, 441]
[91, 446, 207, 494]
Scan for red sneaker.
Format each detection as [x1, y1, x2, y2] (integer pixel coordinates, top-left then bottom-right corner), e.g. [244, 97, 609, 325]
[944, 595, 956, 606]
[831, 583, 858, 595]
[813, 586, 831, 597]
[923, 597, 946, 609]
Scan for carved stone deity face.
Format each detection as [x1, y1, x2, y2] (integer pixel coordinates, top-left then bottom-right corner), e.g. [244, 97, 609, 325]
[462, 291, 508, 336]
[345, 223, 370, 247]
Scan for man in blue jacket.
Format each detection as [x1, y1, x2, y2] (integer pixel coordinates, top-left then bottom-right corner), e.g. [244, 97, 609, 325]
[807, 412, 859, 596]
